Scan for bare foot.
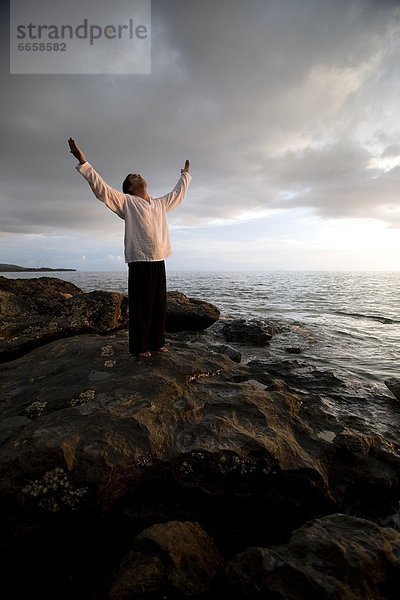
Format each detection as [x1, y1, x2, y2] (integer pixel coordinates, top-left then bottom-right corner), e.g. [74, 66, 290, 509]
[138, 350, 152, 357]
[158, 346, 169, 353]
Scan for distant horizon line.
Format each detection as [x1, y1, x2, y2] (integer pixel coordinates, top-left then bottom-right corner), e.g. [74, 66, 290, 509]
[5, 268, 399, 273]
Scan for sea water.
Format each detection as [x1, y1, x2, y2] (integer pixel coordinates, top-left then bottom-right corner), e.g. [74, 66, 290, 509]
[3, 270, 399, 391]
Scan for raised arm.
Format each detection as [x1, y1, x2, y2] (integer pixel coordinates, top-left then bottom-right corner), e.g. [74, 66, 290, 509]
[68, 137, 126, 220]
[157, 160, 192, 213]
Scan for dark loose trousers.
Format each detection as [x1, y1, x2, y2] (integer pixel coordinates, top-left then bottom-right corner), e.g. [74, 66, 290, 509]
[128, 260, 167, 354]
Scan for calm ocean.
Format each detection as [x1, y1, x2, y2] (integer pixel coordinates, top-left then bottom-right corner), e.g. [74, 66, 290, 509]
[3, 270, 399, 393]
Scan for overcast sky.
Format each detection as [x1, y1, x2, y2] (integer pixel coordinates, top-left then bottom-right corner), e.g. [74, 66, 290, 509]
[1, 0, 400, 271]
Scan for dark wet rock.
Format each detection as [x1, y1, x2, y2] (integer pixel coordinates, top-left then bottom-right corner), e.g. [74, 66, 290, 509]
[210, 343, 242, 363]
[0, 276, 129, 363]
[109, 520, 225, 598]
[284, 346, 302, 354]
[223, 513, 400, 599]
[246, 358, 347, 394]
[1, 295, 400, 597]
[221, 319, 274, 346]
[229, 359, 400, 519]
[166, 291, 220, 332]
[385, 377, 400, 401]
[0, 274, 81, 297]
[380, 501, 400, 531]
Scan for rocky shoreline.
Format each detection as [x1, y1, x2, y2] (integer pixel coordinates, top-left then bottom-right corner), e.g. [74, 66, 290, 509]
[1, 276, 400, 598]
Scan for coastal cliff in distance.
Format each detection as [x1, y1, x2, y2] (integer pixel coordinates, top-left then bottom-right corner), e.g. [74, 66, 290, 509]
[0, 263, 76, 272]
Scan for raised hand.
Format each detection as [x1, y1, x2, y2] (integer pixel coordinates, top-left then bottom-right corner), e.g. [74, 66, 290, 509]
[68, 138, 87, 165]
[181, 159, 190, 174]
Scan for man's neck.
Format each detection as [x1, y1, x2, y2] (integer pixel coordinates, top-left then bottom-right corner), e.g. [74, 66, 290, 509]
[137, 191, 151, 202]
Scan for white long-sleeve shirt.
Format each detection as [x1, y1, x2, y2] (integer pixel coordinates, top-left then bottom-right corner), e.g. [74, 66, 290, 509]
[75, 161, 192, 263]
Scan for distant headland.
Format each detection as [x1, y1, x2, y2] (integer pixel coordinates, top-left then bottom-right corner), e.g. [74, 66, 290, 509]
[0, 263, 76, 272]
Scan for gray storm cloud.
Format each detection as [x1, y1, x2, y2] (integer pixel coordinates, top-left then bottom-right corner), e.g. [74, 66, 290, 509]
[1, 0, 400, 237]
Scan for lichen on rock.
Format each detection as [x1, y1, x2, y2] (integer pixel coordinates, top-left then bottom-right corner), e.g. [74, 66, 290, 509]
[70, 389, 96, 407]
[22, 466, 88, 512]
